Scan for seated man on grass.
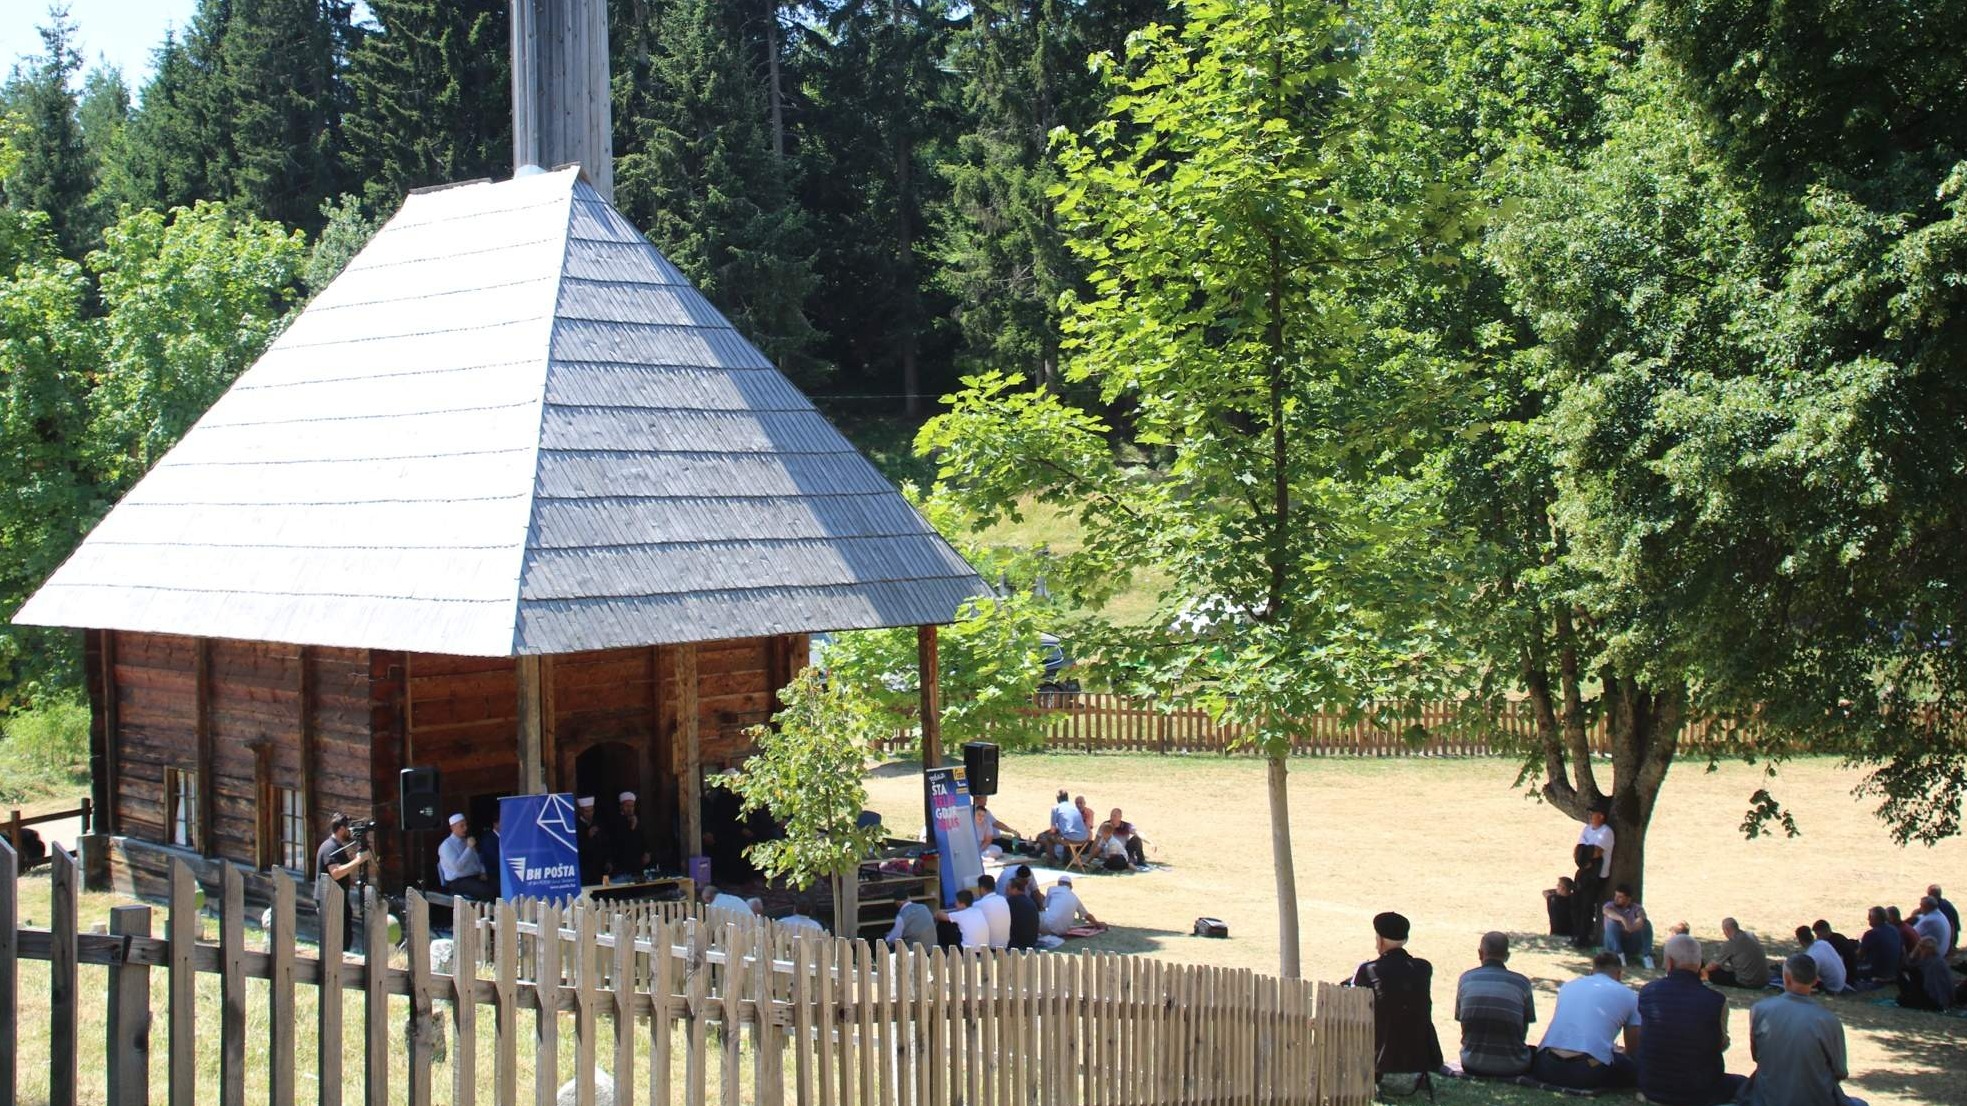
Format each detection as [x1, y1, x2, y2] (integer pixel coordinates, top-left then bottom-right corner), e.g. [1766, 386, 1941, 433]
[1531, 951, 1642, 1091]
[1544, 876, 1576, 938]
[1347, 911, 1444, 1096]
[1602, 885, 1655, 968]
[1796, 925, 1849, 995]
[1853, 906, 1902, 990]
[1455, 931, 1535, 1077]
[1637, 934, 1747, 1106]
[1039, 874, 1098, 936]
[1897, 936, 1955, 1011]
[1742, 954, 1868, 1106]
[1704, 917, 1770, 988]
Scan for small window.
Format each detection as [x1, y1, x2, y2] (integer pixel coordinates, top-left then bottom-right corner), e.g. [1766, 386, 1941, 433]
[274, 787, 308, 872]
[166, 767, 198, 849]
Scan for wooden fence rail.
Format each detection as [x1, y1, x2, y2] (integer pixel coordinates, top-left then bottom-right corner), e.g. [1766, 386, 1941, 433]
[879, 693, 1744, 758]
[1, 836, 1376, 1106]
[3, 797, 92, 869]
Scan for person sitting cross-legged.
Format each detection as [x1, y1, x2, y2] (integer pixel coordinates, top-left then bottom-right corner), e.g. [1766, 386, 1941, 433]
[1636, 934, 1748, 1106]
[1039, 874, 1098, 936]
[1741, 954, 1868, 1106]
[1347, 911, 1444, 1097]
[1602, 884, 1655, 968]
[1530, 951, 1642, 1091]
[1853, 906, 1903, 991]
[1897, 936, 1955, 1011]
[1703, 917, 1771, 988]
[1796, 925, 1850, 995]
[1455, 931, 1536, 1077]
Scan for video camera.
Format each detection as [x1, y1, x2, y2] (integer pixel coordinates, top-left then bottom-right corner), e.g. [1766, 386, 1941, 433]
[346, 817, 378, 848]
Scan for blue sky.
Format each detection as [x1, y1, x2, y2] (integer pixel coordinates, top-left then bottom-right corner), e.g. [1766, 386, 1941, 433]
[4, 1, 375, 91]
[3, 1, 202, 88]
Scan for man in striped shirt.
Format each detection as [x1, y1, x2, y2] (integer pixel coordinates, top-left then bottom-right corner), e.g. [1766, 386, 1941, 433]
[1456, 931, 1537, 1076]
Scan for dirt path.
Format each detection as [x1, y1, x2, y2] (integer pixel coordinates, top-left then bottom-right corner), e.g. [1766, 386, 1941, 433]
[865, 754, 1967, 1106]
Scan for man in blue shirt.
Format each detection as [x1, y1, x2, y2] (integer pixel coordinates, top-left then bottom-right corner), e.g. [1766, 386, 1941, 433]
[1853, 906, 1902, 989]
[1743, 954, 1868, 1106]
[1637, 934, 1746, 1105]
[1032, 788, 1089, 860]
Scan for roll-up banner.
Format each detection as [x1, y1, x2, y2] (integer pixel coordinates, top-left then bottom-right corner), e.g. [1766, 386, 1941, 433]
[497, 792, 583, 901]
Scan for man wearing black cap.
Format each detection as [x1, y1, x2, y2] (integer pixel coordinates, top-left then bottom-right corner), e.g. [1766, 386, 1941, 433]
[1347, 911, 1444, 1092]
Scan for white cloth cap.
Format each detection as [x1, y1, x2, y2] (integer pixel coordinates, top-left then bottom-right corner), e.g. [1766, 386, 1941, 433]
[577, 796, 596, 808]
[619, 791, 636, 803]
[448, 813, 466, 826]
[1056, 875, 1072, 885]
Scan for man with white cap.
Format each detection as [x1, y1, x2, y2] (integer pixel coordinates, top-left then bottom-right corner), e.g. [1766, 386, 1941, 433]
[1039, 875, 1099, 936]
[575, 796, 610, 885]
[607, 790, 651, 878]
[436, 813, 496, 900]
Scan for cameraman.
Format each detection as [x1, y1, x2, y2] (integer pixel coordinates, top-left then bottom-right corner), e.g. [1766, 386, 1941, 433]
[316, 812, 374, 951]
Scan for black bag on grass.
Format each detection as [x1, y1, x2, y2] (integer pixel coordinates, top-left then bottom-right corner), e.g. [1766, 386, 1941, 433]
[1193, 917, 1228, 938]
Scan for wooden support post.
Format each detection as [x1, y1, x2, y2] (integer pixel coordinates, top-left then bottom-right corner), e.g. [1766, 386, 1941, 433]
[298, 647, 317, 855]
[195, 639, 213, 855]
[517, 656, 548, 794]
[918, 625, 942, 768]
[219, 864, 245, 1106]
[94, 629, 119, 835]
[268, 876, 296, 1106]
[678, 643, 702, 860]
[107, 904, 152, 1106]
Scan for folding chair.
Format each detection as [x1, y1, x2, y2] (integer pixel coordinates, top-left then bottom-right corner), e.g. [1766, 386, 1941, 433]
[1062, 834, 1102, 873]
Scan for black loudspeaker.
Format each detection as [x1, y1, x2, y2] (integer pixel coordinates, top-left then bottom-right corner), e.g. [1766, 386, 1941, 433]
[399, 766, 442, 830]
[962, 741, 999, 797]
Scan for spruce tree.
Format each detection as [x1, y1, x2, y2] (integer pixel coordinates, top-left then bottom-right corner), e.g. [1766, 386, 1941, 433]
[615, 0, 824, 383]
[344, 0, 510, 204]
[222, 0, 361, 233]
[1, 10, 99, 259]
[799, 0, 958, 414]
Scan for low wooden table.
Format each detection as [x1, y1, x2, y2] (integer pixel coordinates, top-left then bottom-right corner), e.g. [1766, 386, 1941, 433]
[586, 875, 694, 904]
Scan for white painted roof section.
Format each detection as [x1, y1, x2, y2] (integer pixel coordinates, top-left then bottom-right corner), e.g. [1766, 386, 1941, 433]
[16, 168, 988, 655]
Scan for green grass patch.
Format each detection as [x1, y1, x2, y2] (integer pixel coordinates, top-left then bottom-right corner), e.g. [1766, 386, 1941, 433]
[0, 695, 91, 806]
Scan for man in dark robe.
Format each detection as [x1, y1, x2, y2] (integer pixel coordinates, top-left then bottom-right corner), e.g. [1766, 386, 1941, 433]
[1348, 910, 1444, 1095]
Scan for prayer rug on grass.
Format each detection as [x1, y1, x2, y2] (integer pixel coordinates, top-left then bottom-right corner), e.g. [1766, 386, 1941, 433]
[1439, 1064, 1603, 1097]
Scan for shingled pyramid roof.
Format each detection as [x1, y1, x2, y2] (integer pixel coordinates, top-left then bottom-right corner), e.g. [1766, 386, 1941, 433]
[17, 167, 988, 655]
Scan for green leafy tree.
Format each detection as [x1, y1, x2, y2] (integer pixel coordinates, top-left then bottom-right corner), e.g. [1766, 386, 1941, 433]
[716, 668, 888, 932]
[300, 192, 382, 298]
[87, 201, 306, 495]
[0, 208, 96, 700]
[343, 0, 510, 204]
[920, 0, 1460, 977]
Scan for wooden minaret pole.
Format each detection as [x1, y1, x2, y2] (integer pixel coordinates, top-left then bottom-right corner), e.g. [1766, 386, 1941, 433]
[510, 0, 614, 203]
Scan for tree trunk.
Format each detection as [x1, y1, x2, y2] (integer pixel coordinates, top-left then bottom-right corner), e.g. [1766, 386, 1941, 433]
[763, 0, 784, 159]
[1267, 752, 1301, 978]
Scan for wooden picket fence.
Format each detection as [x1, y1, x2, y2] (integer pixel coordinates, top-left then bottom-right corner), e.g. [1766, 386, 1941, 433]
[1, 836, 1376, 1106]
[885, 693, 1741, 758]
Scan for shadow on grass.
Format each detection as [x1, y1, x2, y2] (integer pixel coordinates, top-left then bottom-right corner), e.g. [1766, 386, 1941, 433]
[1069, 922, 1194, 957]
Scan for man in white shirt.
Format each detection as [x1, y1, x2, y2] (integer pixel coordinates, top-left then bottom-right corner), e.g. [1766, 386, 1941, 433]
[1912, 895, 1954, 955]
[777, 893, 827, 934]
[436, 813, 496, 900]
[939, 889, 992, 949]
[1530, 951, 1643, 1090]
[1574, 802, 1615, 944]
[1040, 875, 1099, 936]
[1795, 925, 1849, 995]
[973, 873, 1012, 948]
[700, 883, 757, 920]
[1034, 788, 1089, 859]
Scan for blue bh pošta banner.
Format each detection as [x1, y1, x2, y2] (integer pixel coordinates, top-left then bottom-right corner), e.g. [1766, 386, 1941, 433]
[924, 765, 983, 907]
[497, 793, 583, 901]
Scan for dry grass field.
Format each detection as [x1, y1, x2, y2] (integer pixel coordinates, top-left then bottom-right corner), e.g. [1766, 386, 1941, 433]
[866, 752, 1967, 1106]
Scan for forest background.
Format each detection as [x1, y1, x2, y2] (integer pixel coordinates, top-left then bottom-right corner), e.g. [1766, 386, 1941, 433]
[3, 0, 1967, 933]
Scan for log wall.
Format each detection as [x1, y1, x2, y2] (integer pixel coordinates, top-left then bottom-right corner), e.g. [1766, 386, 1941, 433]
[90, 630, 807, 893]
